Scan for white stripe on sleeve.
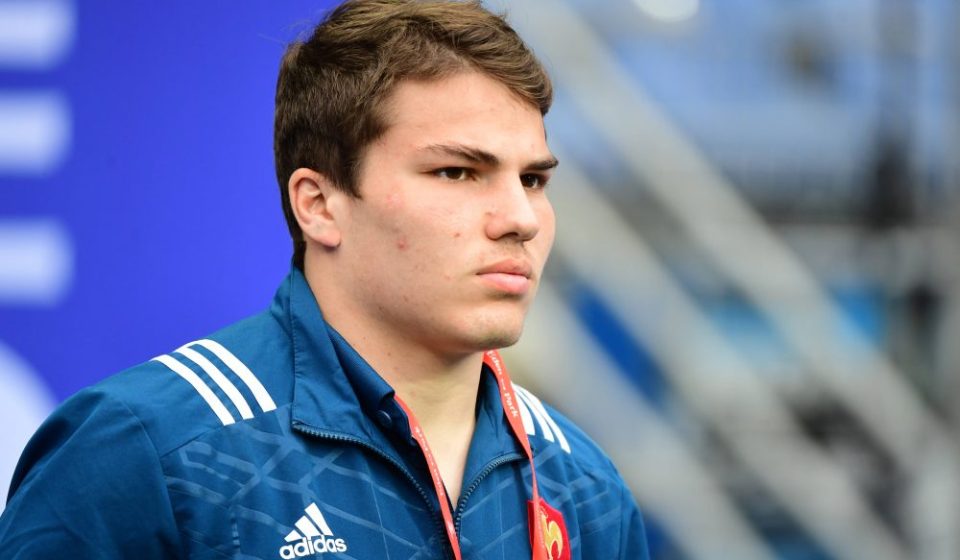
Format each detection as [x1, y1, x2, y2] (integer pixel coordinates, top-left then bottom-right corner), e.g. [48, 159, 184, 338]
[153, 354, 235, 426]
[515, 385, 571, 453]
[191, 339, 277, 413]
[515, 389, 536, 437]
[515, 387, 556, 444]
[176, 346, 254, 420]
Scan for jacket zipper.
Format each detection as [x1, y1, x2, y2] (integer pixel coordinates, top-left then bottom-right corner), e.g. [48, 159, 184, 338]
[453, 453, 524, 534]
[292, 423, 453, 559]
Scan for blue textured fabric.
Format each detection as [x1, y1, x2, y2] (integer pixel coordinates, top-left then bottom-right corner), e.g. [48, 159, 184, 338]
[0, 269, 649, 559]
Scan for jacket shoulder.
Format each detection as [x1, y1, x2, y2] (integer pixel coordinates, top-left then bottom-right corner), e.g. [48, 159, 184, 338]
[511, 384, 649, 559]
[2, 382, 184, 557]
[511, 383, 619, 473]
[91, 310, 293, 456]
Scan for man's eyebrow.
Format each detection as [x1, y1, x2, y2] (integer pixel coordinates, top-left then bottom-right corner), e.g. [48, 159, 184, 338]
[527, 156, 559, 172]
[422, 144, 500, 166]
[421, 143, 558, 172]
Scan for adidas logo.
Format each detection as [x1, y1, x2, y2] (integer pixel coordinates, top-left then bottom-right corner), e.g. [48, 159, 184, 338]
[278, 503, 348, 558]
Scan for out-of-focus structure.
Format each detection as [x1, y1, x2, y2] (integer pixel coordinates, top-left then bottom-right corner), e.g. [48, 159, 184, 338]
[497, 1, 960, 559]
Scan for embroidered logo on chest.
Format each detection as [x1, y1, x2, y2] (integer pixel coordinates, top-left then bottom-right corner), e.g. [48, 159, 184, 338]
[529, 498, 571, 560]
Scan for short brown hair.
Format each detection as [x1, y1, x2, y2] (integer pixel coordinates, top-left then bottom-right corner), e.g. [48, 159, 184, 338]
[274, 0, 553, 269]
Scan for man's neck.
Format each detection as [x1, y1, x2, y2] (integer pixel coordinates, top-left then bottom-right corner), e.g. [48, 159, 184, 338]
[307, 268, 483, 499]
[381, 349, 480, 503]
[339, 323, 482, 501]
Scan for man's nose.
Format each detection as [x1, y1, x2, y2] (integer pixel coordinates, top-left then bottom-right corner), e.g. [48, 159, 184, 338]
[484, 177, 541, 242]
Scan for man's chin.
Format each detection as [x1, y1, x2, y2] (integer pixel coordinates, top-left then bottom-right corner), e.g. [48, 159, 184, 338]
[471, 326, 524, 352]
[478, 335, 520, 352]
[439, 310, 528, 354]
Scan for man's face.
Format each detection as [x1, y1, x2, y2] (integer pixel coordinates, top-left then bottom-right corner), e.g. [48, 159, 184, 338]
[336, 71, 556, 357]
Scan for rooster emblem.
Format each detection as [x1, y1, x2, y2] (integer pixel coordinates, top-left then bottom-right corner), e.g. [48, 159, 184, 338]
[539, 506, 564, 559]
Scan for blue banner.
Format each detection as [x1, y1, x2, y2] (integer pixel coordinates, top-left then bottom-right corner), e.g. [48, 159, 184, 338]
[0, 0, 337, 502]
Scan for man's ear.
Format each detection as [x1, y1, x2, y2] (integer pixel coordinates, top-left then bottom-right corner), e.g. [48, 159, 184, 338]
[288, 168, 344, 249]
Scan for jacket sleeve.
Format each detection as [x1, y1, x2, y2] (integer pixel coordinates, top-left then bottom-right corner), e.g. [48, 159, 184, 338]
[0, 388, 183, 559]
[619, 480, 651, 560]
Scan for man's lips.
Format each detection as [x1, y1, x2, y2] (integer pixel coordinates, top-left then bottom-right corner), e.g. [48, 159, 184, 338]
[476, 259, 533, 295]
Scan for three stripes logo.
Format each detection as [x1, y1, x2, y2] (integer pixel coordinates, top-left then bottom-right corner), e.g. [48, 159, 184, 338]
[152, 339, 277, 426]
[513, 384, 572, 454]
[278, 503, 348, 558]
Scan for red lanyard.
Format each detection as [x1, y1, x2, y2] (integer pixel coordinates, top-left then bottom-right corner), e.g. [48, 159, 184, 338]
[394, 350, 549, 560]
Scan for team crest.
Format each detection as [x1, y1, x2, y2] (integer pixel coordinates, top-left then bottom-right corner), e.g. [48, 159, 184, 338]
[528, 498, 570, 560]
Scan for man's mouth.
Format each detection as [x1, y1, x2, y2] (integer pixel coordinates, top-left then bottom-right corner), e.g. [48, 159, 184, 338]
[477, 259, 533, 295]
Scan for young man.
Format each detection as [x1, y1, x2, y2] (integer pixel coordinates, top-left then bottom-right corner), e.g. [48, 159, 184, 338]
[0, 1, 649, 558]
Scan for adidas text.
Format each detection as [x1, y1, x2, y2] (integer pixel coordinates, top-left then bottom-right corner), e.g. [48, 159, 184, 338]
[279, 537, 348, 558]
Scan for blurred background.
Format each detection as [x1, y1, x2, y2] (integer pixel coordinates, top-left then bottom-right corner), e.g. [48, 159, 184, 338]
[1, 1, 958, 559]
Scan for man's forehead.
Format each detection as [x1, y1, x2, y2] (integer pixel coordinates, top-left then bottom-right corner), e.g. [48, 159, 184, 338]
[379, 73, 544, 128]
[368, 73, 552, 162]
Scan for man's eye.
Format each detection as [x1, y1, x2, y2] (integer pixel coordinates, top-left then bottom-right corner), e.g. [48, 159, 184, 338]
[520, 173, 548, 190]
[434, 167, 472, 181]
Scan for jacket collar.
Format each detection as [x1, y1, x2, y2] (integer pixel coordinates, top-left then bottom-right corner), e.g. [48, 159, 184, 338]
[276, 268, 524, 467]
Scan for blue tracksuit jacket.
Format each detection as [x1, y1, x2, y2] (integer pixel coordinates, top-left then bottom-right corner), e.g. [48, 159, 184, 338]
[0, 269, 649, 559]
